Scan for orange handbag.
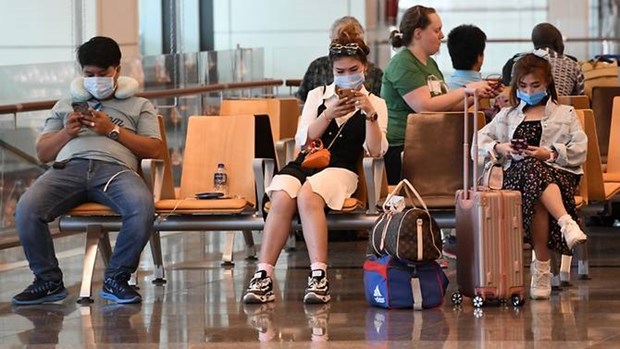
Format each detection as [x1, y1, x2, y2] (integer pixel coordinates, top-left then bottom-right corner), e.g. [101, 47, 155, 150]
[301, 115, 352, 169]
[301, 139, 331, 169]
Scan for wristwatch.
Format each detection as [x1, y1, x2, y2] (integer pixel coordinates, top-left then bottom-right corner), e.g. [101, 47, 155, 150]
[107, 125, 120, 140]
[365, 111, 378, 122]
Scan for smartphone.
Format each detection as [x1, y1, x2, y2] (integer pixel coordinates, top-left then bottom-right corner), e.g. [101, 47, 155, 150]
[336, 88, 355, 99]
[71, 101, 92, 116]
[511, 138, 528, 151]
[195, 192, 225, 200]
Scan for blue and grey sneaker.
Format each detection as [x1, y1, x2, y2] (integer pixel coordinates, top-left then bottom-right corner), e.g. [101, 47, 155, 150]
[303, 269, 331, 304]
[99, 274, 142, 304]
[243, 270, 275, 304]
[12, 279, 68, 305]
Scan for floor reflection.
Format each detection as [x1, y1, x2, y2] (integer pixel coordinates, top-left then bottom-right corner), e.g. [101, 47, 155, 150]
[0, 227, 618, 347]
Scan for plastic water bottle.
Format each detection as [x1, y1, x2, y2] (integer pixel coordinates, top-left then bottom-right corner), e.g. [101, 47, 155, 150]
[213, 163, 229, 196]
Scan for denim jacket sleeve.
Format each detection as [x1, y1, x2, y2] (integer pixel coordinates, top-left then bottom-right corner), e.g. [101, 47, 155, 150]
[549, 106, 587, 169]
[475, 107, 511, 162]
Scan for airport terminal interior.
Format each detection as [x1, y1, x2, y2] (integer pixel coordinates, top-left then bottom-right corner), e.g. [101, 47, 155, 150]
[1, 0, 620, 347]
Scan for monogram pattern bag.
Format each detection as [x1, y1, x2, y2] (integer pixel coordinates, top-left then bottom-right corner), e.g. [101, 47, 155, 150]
[369, 179, 442, 262]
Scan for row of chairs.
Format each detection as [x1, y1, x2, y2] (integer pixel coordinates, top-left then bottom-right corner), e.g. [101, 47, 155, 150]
[56, 93, 620, 303]
[58, 109, 386, 303]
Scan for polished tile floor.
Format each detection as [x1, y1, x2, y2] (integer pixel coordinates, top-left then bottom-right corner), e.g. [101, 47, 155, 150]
[0, 226, 620, 348]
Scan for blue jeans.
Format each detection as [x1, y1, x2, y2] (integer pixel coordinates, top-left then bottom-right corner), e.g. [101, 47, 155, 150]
[15, 159, 155, 281]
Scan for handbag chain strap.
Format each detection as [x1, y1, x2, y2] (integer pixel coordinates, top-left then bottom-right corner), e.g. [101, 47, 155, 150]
[325, 116, 350, 150]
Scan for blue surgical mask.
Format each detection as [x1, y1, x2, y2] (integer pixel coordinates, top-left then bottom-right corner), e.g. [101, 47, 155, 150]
[517, 89, 547, 106]
[334, 72, 365, 90]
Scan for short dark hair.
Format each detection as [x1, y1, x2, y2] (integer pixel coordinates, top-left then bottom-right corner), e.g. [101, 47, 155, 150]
[389, 5, 436, 49]
[447, 25, 487, 70]
[531, 23, 564, 54]
[77, 36, 121, 68]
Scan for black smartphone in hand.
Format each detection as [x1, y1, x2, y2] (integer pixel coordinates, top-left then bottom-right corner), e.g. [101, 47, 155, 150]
[511, 138, 528, 151]
[71, 102, 92, 116]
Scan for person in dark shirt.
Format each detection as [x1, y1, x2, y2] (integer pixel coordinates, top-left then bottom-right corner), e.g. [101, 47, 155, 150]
[501, 23, 585, 96]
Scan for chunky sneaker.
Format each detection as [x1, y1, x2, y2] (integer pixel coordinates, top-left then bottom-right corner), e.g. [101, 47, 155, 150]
[304, 303, 330, 341]
[442, 235, 457, 260]
[243, 270, 275, 304]
[243, 302, 276, 342]
[530, 260, 552, 300]
[560, 218, 587, 250]
[12, 279, 68, 305]
[99, 274, 142, 304]
[303, 269, 331, 304]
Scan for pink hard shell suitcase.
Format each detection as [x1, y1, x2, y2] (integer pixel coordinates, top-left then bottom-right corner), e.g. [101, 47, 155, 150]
[452, 88, 525, 308]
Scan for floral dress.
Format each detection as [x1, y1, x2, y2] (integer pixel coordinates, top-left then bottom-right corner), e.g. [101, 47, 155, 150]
[503, 120, 580, 255]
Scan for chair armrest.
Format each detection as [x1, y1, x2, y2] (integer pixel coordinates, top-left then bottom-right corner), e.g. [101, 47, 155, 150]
[253, 158, 276, 216]
[275, 138, 296, 171]
[363, 157, 385, 215]
[141, 159, 165, 201]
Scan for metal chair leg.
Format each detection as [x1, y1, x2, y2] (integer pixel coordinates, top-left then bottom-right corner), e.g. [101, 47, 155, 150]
[242, 230, 257, 260]
[221, 231, 235, 266]
[149, 230, 166, 285]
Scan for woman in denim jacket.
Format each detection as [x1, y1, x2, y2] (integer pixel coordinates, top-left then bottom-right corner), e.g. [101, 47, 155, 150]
[477, 53, 587, 301]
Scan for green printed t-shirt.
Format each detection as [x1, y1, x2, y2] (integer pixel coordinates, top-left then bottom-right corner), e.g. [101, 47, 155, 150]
[381, 49, 445, 146]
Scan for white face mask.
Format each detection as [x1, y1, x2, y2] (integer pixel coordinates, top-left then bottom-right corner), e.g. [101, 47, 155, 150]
[83, 76, 116, 100]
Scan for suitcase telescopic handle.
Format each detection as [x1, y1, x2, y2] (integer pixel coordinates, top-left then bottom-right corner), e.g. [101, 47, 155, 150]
[463, 87, 479, 200]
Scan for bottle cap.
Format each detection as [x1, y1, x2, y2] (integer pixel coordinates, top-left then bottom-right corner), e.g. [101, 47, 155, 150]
[217, 163, 224, 167]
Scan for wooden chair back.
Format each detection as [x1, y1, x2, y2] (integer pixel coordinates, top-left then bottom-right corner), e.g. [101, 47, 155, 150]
[576, 109, 605, 201]
[179, 115, 258, 206]
[402, 111, 485, 208]
[590, 86, 620, 162]
[219, 98, 300, 141]
[558, 95, 590, 110]
[604, 96, 620, 179]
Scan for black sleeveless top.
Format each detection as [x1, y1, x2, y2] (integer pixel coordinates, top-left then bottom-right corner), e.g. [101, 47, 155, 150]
[292, 94, 366, 174]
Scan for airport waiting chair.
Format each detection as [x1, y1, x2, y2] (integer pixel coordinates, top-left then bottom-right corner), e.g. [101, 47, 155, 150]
[401, 111, 486, 228]
[602, 96, 620, 183]
[590, 86, 620, 164]
[558, 95, 590, 110]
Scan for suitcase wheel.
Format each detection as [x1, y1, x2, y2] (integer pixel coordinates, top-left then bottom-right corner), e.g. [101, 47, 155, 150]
[472, 295, 485, 308]
[511, 294, 525, 307]
[451, 292, 463, 306]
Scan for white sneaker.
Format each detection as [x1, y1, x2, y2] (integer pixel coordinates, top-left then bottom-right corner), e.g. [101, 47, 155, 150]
[560, 219, 587, 250]
[530, 260, 552, 300]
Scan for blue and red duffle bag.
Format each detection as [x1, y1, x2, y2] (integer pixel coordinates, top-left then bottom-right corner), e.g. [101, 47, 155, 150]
[363, 254, 448, 309]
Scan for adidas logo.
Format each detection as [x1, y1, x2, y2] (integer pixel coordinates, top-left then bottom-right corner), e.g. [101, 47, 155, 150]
[373, 286, 385, 304]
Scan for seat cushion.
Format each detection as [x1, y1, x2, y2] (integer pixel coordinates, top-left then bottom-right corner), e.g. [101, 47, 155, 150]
[263, 197, 363, 213]
[67, 203, 117, 216]
[603, 172, 620, 182]
[574, 195, 584, 209]
[156, 198, 250, 214]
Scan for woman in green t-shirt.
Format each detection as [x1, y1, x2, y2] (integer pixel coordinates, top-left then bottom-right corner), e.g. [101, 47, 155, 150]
[381, 5, 498, 184]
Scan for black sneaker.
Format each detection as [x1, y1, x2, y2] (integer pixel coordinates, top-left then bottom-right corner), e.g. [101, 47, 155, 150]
[442, 235, 457, 260]
[303, 269, 331, 304]
[12, 279, 68, 305]
[99, 275, 142, 304]
[243, 270, 275, 304]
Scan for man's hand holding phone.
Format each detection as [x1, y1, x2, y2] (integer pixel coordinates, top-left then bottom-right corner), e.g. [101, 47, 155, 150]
[71, 102, 96, 127]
